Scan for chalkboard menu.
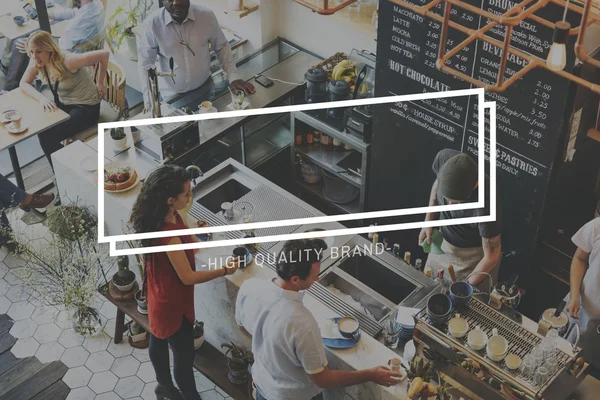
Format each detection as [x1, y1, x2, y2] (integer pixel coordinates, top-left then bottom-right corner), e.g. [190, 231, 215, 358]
[369, 0, 580, 254]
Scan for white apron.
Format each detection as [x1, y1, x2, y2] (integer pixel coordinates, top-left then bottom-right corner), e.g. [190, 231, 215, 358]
[424, 240, 499, 292]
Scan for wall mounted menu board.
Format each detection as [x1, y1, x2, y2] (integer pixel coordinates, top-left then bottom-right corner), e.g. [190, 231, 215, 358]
[368, 0, 579, 254]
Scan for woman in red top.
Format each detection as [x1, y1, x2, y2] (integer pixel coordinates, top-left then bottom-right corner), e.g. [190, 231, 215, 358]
[130, 165, 238, 400]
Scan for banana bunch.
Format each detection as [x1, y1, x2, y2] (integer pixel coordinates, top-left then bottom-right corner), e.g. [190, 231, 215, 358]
[331, 59, 356, 83]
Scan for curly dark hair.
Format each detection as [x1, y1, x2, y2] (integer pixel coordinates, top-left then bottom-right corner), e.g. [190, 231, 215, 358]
[129, 165, 190, 248]
[276, 238, 328, 281]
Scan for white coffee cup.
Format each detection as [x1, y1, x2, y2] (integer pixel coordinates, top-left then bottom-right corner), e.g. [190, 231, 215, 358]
[199, 101, 213, 112]
[486, 328, 508, 361]
[467, 325, 488, 351]
[11, 114, 22, 130]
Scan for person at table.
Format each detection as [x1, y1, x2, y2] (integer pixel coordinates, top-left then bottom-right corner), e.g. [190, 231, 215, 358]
[20, 31, 108, 169]
[0, 174, 55, 253]
[235, 238, 403, 400]
[565, 217, 600, 378]
[4, 0, 105, 91]
[418, 149, 503, 289]
[137, 0, 255, 112]
[129, 164, 239, 400]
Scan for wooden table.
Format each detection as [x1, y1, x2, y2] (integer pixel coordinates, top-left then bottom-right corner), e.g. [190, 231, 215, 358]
[100, 284, 253, 400]
[0, 88, 69, 189]
[0, 1, 70, 41]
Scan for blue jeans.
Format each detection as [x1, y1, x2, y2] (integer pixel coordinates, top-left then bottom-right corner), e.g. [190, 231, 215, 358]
[255, 387, 323, 400]
[0, 174, 28, 244]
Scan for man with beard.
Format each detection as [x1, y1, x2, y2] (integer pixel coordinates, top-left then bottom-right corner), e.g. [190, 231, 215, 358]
[137, 0, 255, 112]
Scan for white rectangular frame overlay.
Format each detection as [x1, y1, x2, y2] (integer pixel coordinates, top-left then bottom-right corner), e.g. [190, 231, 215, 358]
[99, 91, 494, 255]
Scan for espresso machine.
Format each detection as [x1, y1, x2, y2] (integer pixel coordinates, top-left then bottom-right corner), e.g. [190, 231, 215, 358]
[411, 295, 589, 400]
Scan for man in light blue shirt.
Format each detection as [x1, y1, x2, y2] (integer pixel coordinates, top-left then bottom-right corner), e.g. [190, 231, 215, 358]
[236, 239, 402, 400]
[3, 0, 105, 91]
[137, 0, 255, 111]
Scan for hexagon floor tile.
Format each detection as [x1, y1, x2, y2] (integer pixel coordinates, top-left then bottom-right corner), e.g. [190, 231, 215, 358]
[9, 318, 38, 338]
[35, 341, 66, 363]
[132, 348, 150, 363]
[95, 392, 123, 400]
[4, 270, 23, 285]
[83, 331, 111, 354]
[55, 309, 72, 329]
[0, 279, 11, 297]
[107, 340, 134, 358]
[200, 390, 225, 400]
[194, 370, 216, 392]
[115, 375, 144, 398]
[85, 350, 116, 373]
[61, 346, 91, 368]
[136, 361, 156, 384]
[58, 328, 85, 348]
[0, 262, 7, 279]
[4, 285, 31, 302]
[111, 355, 140, 378]
[103, 318, 117, 339]
[65, 386, 96, 400]
[62, 366, 93, 389]
[7, 300, 35, 320]
[0, 296, 10, 313]
[33, 322, 62, 344]
[11, 337, 40, 358]
[4, 252, 27, 269]
[140, 383, 156, 400]
[88, 370, 119, 394]
[31, 304, 59, 325]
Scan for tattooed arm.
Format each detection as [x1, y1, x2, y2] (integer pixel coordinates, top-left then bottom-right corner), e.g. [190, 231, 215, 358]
[468, 234, 502, 286]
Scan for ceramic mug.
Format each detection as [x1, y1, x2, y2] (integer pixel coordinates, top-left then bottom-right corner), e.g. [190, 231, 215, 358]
[337, 317, 360, 341]
[486, 328, 508, 361]
[232, 246, 250, 268]
[448, 313, 469, 338]
[13, 16, 26, 26]
[467, 326, 488, 351]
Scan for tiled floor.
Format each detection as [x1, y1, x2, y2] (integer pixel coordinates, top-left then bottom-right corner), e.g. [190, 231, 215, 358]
[0, 249, 234, 400]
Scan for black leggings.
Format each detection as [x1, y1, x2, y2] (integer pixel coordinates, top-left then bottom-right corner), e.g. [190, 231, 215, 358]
[38, 102, 100, 169]
[149, 317, 200, 400]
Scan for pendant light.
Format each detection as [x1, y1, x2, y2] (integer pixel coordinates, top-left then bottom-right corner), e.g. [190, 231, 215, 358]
[547, 1, 571, 71]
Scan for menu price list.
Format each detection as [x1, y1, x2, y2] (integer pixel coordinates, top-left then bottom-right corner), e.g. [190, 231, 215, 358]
[373, 0, 576, 251]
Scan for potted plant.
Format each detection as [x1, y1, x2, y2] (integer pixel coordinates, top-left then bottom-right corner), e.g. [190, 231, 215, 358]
[106, 0, 153, 61]
[2, 199, 112, 337]
[128, 321, 147, 342]
[110, 127, 127, 151]
[122, 224, 147, 315]
[221, 342, 254, 384]
[112, 255, 136, 293]
[193, 320, 204, 349]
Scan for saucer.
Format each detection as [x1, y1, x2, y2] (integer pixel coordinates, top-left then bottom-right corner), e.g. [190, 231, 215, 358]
[6, 122, 27, 134]
[80, 156, 97, 172]
[198, 107, 218, 114]
[322, 317, 361, 349]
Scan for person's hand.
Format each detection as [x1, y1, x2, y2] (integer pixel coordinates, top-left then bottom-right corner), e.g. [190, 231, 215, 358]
[96, 81, 106, 98]
[567, 296, 580, 319]
[231, 79, 255, 95]
[196, 219, 210, 228]
[368, 366, 403, 387]
[41, 98, 58, 112]
[16, 39, 28, 54]
[224, 258, 239, 276]
[418, 227, 432, 246]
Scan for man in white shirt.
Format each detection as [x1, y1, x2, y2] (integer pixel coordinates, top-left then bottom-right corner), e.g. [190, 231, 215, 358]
[236, 239, 402, 400]
[137, 0, 255, 111]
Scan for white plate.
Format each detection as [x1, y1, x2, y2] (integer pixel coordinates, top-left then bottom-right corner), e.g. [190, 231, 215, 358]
[6, 122, 28, 134]
[95, 162, 141, 193]
[80, 156, 97, 172]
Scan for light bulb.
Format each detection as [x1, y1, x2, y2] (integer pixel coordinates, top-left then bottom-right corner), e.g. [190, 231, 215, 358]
[547, 43, 567, 71]
[546, 21, 570, 71]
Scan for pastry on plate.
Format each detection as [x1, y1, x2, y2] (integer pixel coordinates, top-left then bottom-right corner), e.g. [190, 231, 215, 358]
[104, 165, 137, 191]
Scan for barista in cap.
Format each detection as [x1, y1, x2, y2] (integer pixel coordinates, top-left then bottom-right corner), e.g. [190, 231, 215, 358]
[418, 149, 502, 289]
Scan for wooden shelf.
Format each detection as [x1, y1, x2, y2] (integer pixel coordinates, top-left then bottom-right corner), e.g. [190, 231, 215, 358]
[192, 0, 259, 19]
